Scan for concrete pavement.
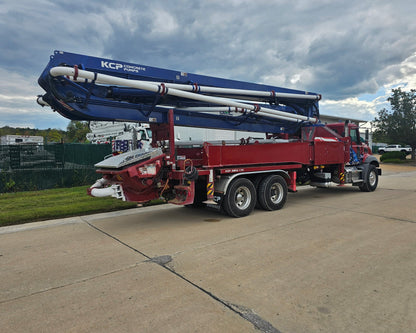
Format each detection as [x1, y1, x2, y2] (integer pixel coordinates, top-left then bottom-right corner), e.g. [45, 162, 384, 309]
[1, 167, 416, 332]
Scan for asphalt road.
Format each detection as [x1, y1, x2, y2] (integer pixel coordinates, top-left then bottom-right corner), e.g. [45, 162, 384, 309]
[1, 166, 415, 332]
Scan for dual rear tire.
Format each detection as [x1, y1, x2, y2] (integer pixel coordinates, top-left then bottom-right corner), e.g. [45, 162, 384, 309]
[222, 175, 288, 217]
[257, 175, 288, 211]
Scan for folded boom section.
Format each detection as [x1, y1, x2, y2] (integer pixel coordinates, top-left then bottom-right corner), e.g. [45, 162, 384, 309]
[38, 50, 320, 134]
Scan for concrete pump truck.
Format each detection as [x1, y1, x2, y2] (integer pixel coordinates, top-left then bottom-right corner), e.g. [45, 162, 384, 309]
[37, 51, 381, 217]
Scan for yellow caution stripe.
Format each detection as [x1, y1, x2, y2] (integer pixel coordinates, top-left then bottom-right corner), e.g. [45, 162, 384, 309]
[207, 182, 214, 196]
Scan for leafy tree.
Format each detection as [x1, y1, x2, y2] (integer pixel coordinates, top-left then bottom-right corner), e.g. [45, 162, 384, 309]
[0, 126, 66, 142]
[66, 121, 90, 143]
[373, 88, 416, 160]
[47, 129, 63, 143]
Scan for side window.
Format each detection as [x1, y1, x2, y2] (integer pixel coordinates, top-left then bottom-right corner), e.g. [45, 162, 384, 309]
[349, 128, 359, 143]
[139, 130, 148, 141]
[146, 129, 152, 139]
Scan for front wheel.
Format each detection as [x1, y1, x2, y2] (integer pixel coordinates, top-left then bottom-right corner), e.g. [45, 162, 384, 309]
[223, 178, 256, 217]
[359, 165, 378, 192]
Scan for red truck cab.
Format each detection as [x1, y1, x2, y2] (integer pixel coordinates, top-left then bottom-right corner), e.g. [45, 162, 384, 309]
[326, 122, 372, 162]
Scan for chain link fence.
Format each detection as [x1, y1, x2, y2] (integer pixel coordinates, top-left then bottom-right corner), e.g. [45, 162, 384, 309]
[0, 144, 111, 192]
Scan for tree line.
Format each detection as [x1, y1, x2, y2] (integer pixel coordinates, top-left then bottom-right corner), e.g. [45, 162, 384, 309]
[373, 88, 416, 160]
[0, 121, 90, 143]
[1, 89, 414, 159]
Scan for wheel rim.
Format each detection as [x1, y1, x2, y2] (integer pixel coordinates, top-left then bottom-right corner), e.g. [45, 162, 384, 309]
[270, 183, 284, 204]
[235, 186, 251, 210]
[369, 170, 377, 187]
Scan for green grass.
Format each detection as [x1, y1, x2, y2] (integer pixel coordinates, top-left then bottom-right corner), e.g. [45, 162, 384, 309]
[381, 158, 415, 164]
[0, 186, 144, 227]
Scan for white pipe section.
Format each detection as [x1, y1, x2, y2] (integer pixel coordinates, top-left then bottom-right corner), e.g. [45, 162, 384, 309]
[156, 105, 301, 122]
[137, 80, 320, 101]
[90, 177, 109, 189]
[177, 106, 243, 112]
[176, 106, 302, 122]
[50, 66, 317, 123]
[73, 77, 317, 104]
[90, 187, 117, 197]
[72, 77, 320, 101]
[36, 96, 50, 107]
[89, 179, 123, 199]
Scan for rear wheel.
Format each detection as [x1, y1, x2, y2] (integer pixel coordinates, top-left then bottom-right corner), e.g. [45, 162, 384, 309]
[359, 165, 378, 192]
[253, 175, 265, 209]
[223, 178, 256, 217]
[258, 175, 288, 211]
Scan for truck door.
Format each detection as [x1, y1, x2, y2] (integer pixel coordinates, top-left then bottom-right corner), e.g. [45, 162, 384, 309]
[349, 127, 361, 162]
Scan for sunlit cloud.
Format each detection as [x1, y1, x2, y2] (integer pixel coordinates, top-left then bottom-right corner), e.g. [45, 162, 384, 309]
[0, 0, 415, 129]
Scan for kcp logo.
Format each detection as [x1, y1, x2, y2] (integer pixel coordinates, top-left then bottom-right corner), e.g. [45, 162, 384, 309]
[101, 61, 123, 70]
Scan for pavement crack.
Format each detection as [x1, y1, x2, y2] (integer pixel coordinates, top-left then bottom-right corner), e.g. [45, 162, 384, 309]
[82, 218, 152, 260]
[180, 213, 333, 253]
[354, 211, 416, 224]
[0, 263, 140, 305]
[147, 255, 173, 266]
[83, 219, 282, 333]
[226, 302, 282, 333]
[146, 256, 281, 332]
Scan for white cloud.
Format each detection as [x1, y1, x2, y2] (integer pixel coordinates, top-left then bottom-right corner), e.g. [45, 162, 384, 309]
[0, 68, 37, 95]
[1, 0, 416, 129]
[0, 94, 33, 101]
[319, 50, 416, 121]
[381, 52, 416, 91]
[320, 97, 382, 121]
[0, 67, 69, 129]
[150, 9, 178, 36]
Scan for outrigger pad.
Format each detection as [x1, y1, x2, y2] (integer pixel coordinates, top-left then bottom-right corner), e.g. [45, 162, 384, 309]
[95, 147, 163, 169]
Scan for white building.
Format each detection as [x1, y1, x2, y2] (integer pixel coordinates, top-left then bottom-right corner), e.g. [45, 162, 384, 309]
[85, 114, 371, 145]
[1, 135, 44, 145]
[176, 114, 370, 142]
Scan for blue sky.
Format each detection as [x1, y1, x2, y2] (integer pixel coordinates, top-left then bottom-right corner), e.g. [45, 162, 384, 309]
[0, 0, 415, 130]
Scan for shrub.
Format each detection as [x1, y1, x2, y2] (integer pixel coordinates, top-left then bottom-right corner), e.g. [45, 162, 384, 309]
[380, 151, 406, 162]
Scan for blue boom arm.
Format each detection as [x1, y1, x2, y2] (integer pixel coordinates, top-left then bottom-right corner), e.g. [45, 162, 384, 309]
[38, 51, 321, 134]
